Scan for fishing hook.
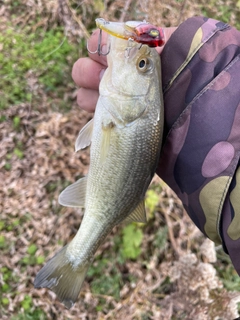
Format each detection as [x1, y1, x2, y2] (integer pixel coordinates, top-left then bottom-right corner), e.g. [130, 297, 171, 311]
[87, 28, 111, 56]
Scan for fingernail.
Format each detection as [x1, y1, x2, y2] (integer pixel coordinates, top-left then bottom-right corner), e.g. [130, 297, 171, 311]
[99, 69, 105, 80]
[101, 44, 108, 55]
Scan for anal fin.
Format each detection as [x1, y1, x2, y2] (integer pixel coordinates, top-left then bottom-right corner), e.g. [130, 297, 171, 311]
[124, 200, 147, 224]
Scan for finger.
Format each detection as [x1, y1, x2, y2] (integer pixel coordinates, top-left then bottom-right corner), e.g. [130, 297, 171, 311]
[156, 27, 177, 54]
[72, 57, 106, 89]
[87, 29, 108, 66]
[77, 88, 99, 112]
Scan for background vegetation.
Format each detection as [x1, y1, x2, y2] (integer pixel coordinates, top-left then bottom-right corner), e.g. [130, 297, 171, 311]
[1, 0, 240, 319]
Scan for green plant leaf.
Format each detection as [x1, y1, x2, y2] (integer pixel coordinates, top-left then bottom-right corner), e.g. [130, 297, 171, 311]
[145, 189, 159, 217]
[21, 295, 32, 311]
[36, 256, 45, 264]
[27, 244, 37, 255]
[13, 148, 24, 159]
[13, 116, 21, 129]
[0, 235, 6, 248]
[2, 297, 9, 305]
[122, 224, 143, 260]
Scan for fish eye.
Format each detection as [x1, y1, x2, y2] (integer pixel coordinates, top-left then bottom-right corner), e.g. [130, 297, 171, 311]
[137, 57, 152, 73]
[139, 59, 146, 68]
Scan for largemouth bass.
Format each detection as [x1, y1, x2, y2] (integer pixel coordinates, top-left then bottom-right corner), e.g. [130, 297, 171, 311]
[34, 19, 164, 308]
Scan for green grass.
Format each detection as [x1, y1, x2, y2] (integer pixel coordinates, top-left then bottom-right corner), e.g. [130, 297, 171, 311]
[0, 24, 81, 110]
[10, 305, 48, 320]
[0, 213, 47, 319]
[200, 0, 240, 30]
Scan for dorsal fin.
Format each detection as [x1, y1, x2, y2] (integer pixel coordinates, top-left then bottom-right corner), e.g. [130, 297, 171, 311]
[75, 119, 94, 152]
[58, 177, 87, 207]
[124, 200, 147, 224]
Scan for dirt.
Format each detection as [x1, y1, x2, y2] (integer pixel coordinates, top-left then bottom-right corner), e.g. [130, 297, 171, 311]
[1, 0, 240, 319]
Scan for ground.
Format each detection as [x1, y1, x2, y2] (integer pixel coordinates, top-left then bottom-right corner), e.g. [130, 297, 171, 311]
[1, 0, 240, 319]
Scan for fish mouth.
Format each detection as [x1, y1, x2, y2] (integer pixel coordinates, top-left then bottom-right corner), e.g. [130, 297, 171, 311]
[95, 18, 165, 47]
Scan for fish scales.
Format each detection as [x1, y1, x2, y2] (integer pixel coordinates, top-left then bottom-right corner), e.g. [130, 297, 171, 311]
[34, 27, 164, 309]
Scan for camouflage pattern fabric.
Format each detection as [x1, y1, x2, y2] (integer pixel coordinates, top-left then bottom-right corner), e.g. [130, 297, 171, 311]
[157, 16, 240, 275]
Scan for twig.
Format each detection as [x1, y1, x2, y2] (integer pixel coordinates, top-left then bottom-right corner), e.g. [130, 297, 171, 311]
[177, 0, 188, 25]
[163, 198, 182, 258]
[58, 0, 90, 38]
[119, 0, 133, 22]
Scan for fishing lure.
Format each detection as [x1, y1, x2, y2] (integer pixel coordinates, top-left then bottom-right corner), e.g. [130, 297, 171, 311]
[87, 18, 165, 56]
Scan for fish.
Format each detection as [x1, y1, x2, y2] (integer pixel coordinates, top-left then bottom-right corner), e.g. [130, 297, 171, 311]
[34, 19, 164, 309]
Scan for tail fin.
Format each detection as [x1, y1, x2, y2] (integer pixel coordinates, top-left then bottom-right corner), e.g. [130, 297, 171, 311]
[34, 245, 90, 309]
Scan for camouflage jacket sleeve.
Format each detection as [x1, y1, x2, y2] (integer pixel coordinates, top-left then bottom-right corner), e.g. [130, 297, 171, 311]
[157, 16, 240, 275]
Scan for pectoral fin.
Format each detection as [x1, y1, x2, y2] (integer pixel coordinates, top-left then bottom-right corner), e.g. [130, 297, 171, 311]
[75, 118, 94, 152]
[124, 200, 147, 224]
[58, 176, 87, 207]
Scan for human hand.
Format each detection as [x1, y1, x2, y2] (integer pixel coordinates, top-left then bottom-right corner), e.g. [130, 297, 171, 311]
[72, 27, 177, 112]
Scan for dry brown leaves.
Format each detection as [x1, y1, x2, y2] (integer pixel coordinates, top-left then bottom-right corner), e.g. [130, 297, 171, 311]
[0, 99, 92, 318]
[1, 0, 240, 319]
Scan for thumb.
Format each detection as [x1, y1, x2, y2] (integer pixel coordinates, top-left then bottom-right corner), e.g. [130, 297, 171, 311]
[156, 27, 178, 54]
